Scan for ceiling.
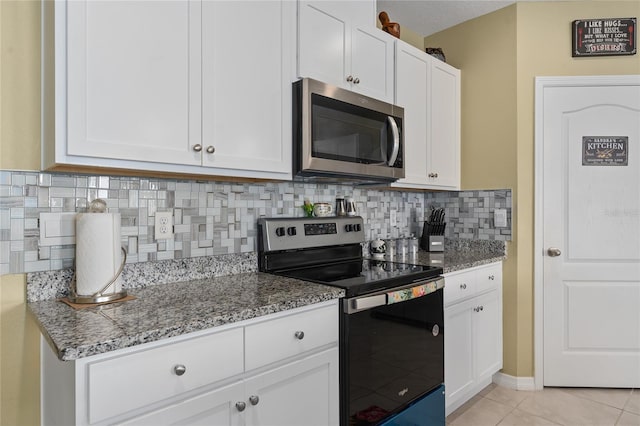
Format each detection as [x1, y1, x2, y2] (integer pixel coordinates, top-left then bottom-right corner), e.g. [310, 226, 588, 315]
[376, 0, 516, 37]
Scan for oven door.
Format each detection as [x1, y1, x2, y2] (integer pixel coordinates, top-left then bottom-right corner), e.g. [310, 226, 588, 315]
[340, 280, 444, 426]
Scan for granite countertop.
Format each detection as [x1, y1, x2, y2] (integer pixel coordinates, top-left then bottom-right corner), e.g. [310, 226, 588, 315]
[410, 249, 506, 273]
[366, 240, 506, 273]
[28, 272, 344, 361]
[28, 241, 506, 362]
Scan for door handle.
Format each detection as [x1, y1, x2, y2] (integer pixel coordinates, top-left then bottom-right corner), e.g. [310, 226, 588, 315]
[547, 247, 561, 257]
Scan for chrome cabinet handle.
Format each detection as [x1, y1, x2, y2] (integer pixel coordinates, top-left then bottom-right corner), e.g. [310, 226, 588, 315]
[488, 275, 495, 280]
[192, 144, 202, 152]
[236, 401, 246, 412]
[460, 283, 467, 290]
[346, 75, 354, 82]
[547, 247, 561, 257]
[428, 173, 439, 178]
[249, 395, 260, 406]
[480, 305, 484, 311]
[174, 365, 186, 376]
[206, 146, 215, 154]
[353, 77, 360, 84]
[294, 331, 305, 340]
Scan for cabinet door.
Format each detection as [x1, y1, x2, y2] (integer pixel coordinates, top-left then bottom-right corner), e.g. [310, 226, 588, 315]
[473, 290, 503, 382]
[201, 1, 294, 175]
[66, 0, 201, 166]
[121, 380, 244, 426]
[245, 348, 339, 426]
[350, 26, 394, 102]
[427, 60, 460, 189]
[444, 299, 475, 407]
[298, 1, 349, 89]
[393, 41, 429, 186]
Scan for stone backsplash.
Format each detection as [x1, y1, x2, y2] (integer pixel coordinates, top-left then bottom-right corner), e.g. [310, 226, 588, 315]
[0, 170, 511, 275]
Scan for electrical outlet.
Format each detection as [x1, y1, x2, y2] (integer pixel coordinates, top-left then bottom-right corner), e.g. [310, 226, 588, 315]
[494, 208, 507, 228]
[155, 211, 174, 240]
[390, 210, 397, 227]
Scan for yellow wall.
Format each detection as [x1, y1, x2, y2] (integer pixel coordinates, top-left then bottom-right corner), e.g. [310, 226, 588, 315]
[425, 1, 640, 378]
[0, 275, 40, 426]
[424, 4, 521, 376]
[1, 1, 42, 424]
[0, 0, 41, 170]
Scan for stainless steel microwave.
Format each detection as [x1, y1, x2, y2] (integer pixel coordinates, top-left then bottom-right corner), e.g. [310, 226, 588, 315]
[293, 78, 404, 184]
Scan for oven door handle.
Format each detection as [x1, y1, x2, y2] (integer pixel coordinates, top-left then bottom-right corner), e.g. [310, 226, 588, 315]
[348, 294, 387, 314]
[345, 278, 444, 314]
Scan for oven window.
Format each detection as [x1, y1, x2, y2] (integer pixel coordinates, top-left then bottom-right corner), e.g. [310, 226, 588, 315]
[311, 94, 397, 165]
[343, 289, 444, 425]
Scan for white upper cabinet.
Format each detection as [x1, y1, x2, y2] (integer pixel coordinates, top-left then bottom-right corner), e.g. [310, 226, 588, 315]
[392, 41, 430, 186]
[64, 1, 200, 167]
[428, 59, 461, 189]
[391, 39, 460, 190]
[297, 0, 394, 103]
[201, 1, 294, 175]
[44, 0, 295, 180]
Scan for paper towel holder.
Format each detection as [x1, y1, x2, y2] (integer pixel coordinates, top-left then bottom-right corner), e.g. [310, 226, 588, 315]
[68, 247, 128, 304]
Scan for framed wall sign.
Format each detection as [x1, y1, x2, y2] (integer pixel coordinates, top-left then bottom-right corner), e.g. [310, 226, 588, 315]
[582, 136, 628, 166]
[572, 18, 636, 57]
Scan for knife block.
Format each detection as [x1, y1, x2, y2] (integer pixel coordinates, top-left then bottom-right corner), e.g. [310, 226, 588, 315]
[426, 235, 444, 252]
[420, 222, 446, 252]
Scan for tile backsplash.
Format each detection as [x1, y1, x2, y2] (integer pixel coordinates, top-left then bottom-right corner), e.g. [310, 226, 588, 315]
[0, 170, 511, 275]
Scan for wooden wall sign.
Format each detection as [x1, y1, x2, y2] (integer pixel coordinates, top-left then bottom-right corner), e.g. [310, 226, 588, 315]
[572, 18, 636, 57]
[582, 136, 628, 166]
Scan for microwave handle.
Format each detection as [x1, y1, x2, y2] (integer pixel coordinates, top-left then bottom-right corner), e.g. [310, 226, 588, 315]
[387, 116, 400, 166]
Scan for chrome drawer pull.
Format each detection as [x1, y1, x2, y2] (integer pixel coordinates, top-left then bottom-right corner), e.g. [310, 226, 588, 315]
[236, 401, 246, 412]
[294, 331, 305, 340]
[249, 395, 260, 405]
[174, 365, 186, 376]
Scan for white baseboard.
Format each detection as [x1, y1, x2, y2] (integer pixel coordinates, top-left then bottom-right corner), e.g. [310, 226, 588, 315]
[493, 372, 536, 391]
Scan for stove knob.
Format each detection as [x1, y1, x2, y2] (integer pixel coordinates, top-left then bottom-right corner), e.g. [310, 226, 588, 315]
[287, 226, 297, 236]
[354, 224, 362, 232]
[275, 227, 286, 237]
[345, 224, 353, 232]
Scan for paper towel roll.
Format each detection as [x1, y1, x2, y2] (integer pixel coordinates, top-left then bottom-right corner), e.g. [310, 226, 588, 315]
[75, 213, 123, 296]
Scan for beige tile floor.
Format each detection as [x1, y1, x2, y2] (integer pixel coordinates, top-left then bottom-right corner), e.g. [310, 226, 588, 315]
[446, 384, 640, 426]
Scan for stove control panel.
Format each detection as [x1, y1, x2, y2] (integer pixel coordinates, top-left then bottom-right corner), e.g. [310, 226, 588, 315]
[258, 216, 365, 252]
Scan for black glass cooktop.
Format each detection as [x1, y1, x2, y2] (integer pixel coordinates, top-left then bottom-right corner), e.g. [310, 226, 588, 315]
[277, 258, 443, 297]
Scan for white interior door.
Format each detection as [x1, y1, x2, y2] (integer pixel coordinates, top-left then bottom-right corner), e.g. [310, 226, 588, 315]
[539, 76, 640, 387]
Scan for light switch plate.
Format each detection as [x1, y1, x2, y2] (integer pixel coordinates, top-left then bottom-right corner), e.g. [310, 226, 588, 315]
[494, 208, 508, 228]
[39, 212, 76, 246]
[154, 211, 173, 240]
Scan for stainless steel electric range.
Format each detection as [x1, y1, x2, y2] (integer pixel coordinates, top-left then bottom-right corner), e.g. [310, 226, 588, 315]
[258, 216, 445, 426]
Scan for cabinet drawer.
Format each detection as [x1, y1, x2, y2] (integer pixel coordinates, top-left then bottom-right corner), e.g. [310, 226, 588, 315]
[245, 304, 338, 371]
[444, 269, 476, 306]
[87, 328, 244, 424]
[475, 263, 502, 295]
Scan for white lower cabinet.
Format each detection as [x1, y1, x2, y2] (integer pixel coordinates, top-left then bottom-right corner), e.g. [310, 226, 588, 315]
[41, 301, 339, 426]
[121, 380, 245, 426]
[123, 348, 337, 426]
[444, 262, 503, 415]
